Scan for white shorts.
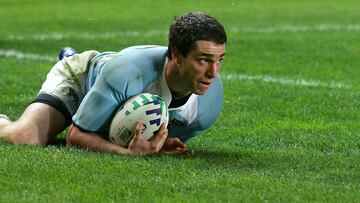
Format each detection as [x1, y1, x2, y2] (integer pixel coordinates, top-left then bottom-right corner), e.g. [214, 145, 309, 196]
[34, 50, 99, 121]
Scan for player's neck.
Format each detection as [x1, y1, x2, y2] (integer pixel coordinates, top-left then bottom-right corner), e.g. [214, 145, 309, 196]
[165, 60, 191, 99]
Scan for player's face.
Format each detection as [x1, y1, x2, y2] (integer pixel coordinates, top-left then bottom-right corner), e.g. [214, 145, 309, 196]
[179, 40, 226, 95]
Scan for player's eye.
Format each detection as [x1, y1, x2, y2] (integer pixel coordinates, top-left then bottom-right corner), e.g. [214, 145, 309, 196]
[214, 57, 224, 65]
[199, 57, 211, 63]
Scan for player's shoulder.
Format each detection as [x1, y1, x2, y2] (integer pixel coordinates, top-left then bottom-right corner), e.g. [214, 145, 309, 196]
[122, 45, 167, 51]
[101, 45, 165, 70]
[105, 45, 167, 68]
[97, 45, 167, 92]
[118, 45, 168, 58]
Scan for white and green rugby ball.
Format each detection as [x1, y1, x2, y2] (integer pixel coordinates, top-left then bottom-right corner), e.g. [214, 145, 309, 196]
[109, 93, 169, 147]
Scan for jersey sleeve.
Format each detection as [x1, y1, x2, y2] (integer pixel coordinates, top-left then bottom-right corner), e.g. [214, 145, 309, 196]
[72, 62, 144, 132]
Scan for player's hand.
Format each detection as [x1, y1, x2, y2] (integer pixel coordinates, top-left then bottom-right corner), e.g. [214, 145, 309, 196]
[127, 121, 168, 156]
[161, 137, 194, 156]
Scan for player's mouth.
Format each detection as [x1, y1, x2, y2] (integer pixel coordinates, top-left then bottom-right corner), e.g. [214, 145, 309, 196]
[198, 81, 212, 91]
[200, 81, 211, 86]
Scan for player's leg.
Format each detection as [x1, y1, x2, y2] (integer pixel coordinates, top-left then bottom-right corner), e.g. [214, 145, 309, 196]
[0, 48, 99, 145]
[0, 47, 76, 145]
[0, 103, 67, 145]
[0, 115, 11, 132]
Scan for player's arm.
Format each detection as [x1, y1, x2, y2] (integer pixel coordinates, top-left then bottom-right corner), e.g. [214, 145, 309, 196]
[67, 124, 128, 154]
[68, 59, 169, 155]
[67, 121, 168, 155]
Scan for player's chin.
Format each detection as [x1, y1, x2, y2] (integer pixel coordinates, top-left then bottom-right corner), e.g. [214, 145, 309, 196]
[193, 88, 208, 95]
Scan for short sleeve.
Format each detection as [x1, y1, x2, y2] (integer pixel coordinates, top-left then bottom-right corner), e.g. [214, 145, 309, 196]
[72, 63, 144, 132]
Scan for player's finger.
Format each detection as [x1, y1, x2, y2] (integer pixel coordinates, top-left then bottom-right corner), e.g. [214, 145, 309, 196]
[171, 138, 187, 149]
[182, 148, 195, 156]
[151, 123, 168, 144]
[162, 147, 194, 156]
[149, 123, 165, 139]
[163, 138, 185, 151]
[133, 120, 144, 139]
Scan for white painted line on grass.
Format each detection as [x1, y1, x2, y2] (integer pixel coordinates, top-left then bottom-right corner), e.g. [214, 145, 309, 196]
[5, 30, 165, 41]
[0, 49, 56, 62]
[232, 23, 360, 33]
[0, 49, 353, 90]
[223, 73, 352, 89]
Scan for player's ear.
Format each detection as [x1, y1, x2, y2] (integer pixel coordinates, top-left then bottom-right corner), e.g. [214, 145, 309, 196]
[170, 47, 182, 64]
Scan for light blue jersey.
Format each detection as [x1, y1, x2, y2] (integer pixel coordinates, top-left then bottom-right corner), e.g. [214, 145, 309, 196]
[73, 45, 223, 143]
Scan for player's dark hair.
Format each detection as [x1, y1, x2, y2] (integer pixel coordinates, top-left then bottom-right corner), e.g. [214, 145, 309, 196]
[167, 12, 227, 59]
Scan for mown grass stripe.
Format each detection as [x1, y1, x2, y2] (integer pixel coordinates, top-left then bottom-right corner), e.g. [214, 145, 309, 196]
[4, 24, 360, 41]
[0, 49, 353, 90]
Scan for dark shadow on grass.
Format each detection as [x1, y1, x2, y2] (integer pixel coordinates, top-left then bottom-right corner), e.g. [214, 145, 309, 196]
[192, 149, 255, 163]
[0, 138, 67, 148]
[160, 148, 264, 170]
[180, 148, 296, 172]
[48, 137, 67, 146]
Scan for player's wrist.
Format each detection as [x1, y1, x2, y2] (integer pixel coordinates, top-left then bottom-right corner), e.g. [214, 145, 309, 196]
[111, 144, 130, 155]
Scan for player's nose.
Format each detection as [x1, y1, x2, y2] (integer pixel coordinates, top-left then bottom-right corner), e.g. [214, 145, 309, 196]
[206, 63, 219, 79]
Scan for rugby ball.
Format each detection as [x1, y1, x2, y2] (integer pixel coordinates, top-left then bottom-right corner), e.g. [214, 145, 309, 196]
[109, 93, 169, 147]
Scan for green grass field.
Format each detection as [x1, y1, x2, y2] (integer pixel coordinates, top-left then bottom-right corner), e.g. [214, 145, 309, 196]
[1, 0, 360, 202]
